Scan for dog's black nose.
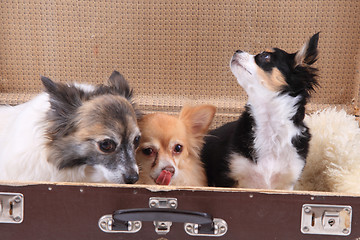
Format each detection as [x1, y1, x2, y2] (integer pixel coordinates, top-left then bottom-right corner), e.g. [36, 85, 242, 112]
[235, 50, 243, 54]
[124, 173, 139, 184]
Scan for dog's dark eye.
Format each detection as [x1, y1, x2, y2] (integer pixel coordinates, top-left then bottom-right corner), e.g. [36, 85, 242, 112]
[98, 139, 117, 153]
[142, 147, 155, 156]
[173, 144, 183, 154]
[133, 135, 141, 149]
[260, 52, 271, 63]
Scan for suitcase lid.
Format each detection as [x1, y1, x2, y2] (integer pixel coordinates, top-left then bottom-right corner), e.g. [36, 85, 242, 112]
[0, 1, 359, 126]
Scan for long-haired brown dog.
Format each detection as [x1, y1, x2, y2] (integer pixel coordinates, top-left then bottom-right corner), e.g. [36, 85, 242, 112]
[0, 71, 141, 184]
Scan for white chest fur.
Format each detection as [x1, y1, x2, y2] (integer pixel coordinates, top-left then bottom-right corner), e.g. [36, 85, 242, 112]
[229, 94, 306, 190]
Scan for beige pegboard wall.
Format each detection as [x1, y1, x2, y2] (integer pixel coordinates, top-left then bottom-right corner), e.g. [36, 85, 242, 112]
[0, 0, 359, 126]
[355, 51, 360, 123]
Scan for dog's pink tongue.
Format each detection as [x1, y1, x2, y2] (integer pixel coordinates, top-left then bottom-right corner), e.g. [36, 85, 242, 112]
[156, 170, 172, 185]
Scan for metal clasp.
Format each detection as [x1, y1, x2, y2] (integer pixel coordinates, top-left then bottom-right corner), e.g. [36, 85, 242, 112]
[98, 214, 141, 233]
[185, 218, 228, 237]
[149, 197, 177, 235]
[301, 204, 352, 236]
[0, 192, 24, 224]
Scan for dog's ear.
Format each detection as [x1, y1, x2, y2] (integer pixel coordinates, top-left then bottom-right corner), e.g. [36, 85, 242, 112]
[294, 32, 319, 66]
[179, 105, 216, 137]
[41, 76, 83, 137]
[107, 71, 142, 119]
[108, 71, 133, 100]
[41, 76, 83, 112]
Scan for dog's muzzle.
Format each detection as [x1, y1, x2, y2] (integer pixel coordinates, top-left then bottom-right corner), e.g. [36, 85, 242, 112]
[124, 170, 139, 184]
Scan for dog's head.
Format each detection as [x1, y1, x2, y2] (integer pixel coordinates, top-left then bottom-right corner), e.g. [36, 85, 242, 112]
[136, 105, 216, 186]
[230, 33, 319, 100]
[42, 71, 141, 184]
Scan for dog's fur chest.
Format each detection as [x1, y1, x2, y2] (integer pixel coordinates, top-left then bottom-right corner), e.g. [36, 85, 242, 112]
[229, 98, 306, 190]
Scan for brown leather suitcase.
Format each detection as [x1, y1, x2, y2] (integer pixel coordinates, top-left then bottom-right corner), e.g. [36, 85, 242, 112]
[0, 1, 359, 239]
[0, 183, 359, 240]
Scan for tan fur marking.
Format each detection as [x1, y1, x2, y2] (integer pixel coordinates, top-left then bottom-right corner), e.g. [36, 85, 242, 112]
[257, 67, 287, 92]
[81, 94, 136, 120]
[76, 123, 108, 140]
[73, 94, 137, 144]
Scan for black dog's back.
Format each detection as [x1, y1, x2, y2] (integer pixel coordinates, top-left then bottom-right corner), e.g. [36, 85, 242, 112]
[201, 107, 255, 187]
[201, 121, 237, 187]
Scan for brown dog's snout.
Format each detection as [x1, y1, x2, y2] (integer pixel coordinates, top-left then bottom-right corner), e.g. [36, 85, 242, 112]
[162, 166, 175, 175]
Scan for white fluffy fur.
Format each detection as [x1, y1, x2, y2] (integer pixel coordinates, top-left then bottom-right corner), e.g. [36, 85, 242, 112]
[295, 108, 360, 193]
[0, 85, 125, 183]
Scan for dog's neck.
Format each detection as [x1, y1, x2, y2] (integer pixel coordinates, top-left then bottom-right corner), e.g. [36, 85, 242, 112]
[248, 91, 302, 120]
[246, 92, 305, 160]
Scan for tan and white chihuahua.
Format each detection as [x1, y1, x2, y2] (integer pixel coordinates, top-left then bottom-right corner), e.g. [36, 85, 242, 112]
[136, 105, 216, 186]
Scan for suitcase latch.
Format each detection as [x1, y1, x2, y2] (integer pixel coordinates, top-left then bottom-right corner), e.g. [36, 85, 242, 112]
[0, 192, 24, 224]
[149, 197, 177, 235]
[301, 204, 352, 236]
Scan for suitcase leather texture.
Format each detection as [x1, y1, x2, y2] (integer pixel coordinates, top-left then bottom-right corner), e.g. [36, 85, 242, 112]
[1, 183, 360, 240]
